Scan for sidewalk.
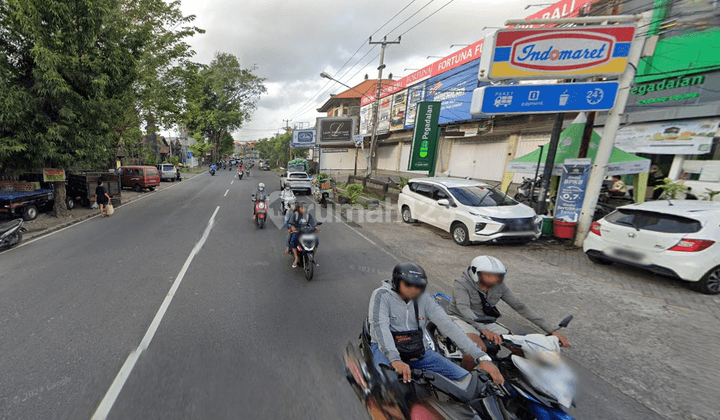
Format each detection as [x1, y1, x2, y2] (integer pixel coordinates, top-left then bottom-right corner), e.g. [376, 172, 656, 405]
[18, 173, 199, 241]
[344, 204, 720, 420]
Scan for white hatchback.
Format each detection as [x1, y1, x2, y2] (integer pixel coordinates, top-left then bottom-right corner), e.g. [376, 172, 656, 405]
[583, 200, 720, 294]
[398, 178, 541, 246]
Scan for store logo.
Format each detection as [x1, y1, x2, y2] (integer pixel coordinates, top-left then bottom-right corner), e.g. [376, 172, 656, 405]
[297, 131, 313, 142]
[631, 74, 705, 96]
[511, 32, 614, 71]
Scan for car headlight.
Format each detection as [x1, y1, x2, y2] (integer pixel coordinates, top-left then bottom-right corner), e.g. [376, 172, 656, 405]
[469, 212, 492, 220]
[475, 223, 487, 232]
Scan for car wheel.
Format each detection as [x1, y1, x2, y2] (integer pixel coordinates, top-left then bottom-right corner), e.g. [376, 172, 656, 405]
[134, 184, 142, 192]
[22, 205, 38, 221]
[401, 206, 415, 223]
[451, 222, 469, 246]
[694, 266, 720, 295]
[66, 197, 75, 210]
[587, 253, 613, 265]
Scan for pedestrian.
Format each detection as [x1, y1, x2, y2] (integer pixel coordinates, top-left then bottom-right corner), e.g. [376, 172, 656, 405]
[648, 165, 665, 200]
[95, 181, 111, 217]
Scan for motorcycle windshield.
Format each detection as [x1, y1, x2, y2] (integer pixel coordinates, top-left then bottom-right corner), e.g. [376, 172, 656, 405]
[511, 355, 577, 409]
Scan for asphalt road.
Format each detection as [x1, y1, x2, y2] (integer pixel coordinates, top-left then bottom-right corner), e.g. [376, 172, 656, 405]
[0, 168, 661, 420]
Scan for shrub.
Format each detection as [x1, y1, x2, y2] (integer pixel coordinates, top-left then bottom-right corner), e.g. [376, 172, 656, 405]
[398, 176, 411, 189]
[654, 178, 686, 199]
[171, 156, 180, 166]
[343, 184, 364, 204]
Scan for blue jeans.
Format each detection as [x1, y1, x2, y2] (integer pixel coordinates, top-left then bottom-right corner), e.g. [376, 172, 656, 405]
[370, 343, 468, 381]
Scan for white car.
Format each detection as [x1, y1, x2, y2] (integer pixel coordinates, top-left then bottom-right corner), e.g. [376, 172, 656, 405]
[583, 200, 720, 294]
[281, 172, 312, 195]
[398, 178, 542, 246]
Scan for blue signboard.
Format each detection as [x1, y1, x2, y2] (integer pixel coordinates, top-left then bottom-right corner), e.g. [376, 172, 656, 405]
[292, 129, 316, 148]
[425, 60, 484, 125]
[554, 161, 592, 223]
[470, 82, 619, 115]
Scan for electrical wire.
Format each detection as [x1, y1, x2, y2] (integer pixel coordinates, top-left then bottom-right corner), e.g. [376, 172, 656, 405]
[398, 0, 456, 37]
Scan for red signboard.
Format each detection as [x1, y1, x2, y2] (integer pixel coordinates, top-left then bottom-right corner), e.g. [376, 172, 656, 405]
[517, 0, 595, 28]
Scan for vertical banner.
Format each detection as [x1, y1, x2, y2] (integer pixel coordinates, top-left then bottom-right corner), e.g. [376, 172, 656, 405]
[408, 102, 441, 171]
[553, 159, 592, 222]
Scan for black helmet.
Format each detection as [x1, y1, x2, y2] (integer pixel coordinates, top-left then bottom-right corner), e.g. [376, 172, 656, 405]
[391, 262, 427, 292]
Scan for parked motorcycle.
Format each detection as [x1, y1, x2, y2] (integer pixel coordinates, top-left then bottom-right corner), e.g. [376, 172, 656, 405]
[343, 317, 510, 420]
[514, 176, 542, 205]
[429, 293, 578, 420]
[0, 219, 26, 251]
[237, 166, 244, 180]
[176, 170, 182, 182]
[252, 194, 267, 229]
[290, 223, 322, 281]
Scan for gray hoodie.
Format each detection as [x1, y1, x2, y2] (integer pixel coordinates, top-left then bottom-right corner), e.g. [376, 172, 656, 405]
[446, 269, 553, 333]
[369, 280, 488, 363]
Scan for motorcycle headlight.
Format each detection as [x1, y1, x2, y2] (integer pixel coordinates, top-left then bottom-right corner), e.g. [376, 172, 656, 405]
[258, 202, 265, 209]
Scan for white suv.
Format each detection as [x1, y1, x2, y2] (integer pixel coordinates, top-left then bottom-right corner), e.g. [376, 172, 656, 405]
[398, 178, 541, 246]
[583, 201, 720, 294]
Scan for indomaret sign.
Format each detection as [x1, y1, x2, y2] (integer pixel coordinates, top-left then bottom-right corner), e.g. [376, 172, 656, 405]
[479, 25, 636, 80]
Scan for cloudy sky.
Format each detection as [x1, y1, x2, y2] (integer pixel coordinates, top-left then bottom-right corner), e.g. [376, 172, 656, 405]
[176, 0, 546, 142]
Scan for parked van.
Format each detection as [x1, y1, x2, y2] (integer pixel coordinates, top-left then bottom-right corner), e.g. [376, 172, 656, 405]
[118, 166, 160, 192]
[156, 164, 177, 182]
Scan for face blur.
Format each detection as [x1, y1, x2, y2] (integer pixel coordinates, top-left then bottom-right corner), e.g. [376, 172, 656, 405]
[398, 281, 423, 300]
[478, 272, 503, 290]
[298, 206, 306, 214]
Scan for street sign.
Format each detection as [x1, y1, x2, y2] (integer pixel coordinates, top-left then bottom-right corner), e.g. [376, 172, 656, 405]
[479, 25, 636, 81]
[470, 82, 619, 115]
[291, 129, 316, 148]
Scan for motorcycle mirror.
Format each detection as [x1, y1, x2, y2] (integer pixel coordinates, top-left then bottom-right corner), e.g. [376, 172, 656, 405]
[474, 316, 497, 324]
[558, 315, 574, 328]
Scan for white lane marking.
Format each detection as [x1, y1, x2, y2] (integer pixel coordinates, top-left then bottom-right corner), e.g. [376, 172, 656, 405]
[231, 180, 234, 185]
[5, 174, 203, 253]
[330, 212, 399, 263]
[224, 189, 229, 197]
[90, 206, 220, 420]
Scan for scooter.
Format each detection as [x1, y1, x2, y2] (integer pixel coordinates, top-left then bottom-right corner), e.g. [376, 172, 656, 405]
[429, 294, 578, 420]
[343, 317, 510, 420]
[0, 219, 26, 251]
[176, 170, 182, 182]
[237, 166, 244, 180]
[210, 168, 216, 176]
[290, 223, 322, 281]
[281, 195, 296, 215]
[252, 194, 267, 229]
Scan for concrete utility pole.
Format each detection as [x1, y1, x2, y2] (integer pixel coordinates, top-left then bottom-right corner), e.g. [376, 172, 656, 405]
[366, 36, 400, 179]
[574, 22, 647, 247]
[536, 112, 565, 215]
[283, 119, 292, 131]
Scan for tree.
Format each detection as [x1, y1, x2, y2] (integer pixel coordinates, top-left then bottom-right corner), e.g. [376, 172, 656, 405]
[188, 141, 210, 165]
[0, 0, 143, 216]
[185, 52, 266, 162]
[255, 132, 308, 168]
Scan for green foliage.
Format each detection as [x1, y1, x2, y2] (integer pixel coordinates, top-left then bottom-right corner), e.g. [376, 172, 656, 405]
[317, 173, 329, 180]
[219, 132, 235, 157]
[654, 178, 687, 199]
[144, 148, 158, 166]
[343, 184, 364, 204]
[171, 156, 180, 166]
[398, 176, 411, 189]
[704, 188, 720, 201]
[255, 132, 298, 167]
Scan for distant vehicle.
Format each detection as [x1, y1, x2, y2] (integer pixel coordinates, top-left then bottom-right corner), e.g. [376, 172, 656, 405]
[156, 164, 177, 182]
[280, 172, 313, 195]
[259, 160, 270, 171]
[0, 189, 55, 221]
[118, 166, 160, 192]
[398, 178, 541, 246]
[584, 201, 720, 294]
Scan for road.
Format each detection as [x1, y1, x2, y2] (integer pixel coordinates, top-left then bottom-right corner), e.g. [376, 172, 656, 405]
[0, 168, 660, 420]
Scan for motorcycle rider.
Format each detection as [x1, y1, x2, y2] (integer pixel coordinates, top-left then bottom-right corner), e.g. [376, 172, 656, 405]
[287, 202, 319, 268]
[209, 163, 217, 173]
[252, 183, 268, 220]
[283, 202, 297, 255]
[369, 262, 504, 385]
[280, 185, 295, 212]
[446, 256, 570, 370]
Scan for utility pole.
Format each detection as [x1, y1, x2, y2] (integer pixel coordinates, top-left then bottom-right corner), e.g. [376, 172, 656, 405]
[366, 35, 400, 179]
[283, 119, 292, 131]
[536, 112, 565, 215]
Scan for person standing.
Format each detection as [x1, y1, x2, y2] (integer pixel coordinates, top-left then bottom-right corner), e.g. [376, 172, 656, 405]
[95, 181, 111, 217]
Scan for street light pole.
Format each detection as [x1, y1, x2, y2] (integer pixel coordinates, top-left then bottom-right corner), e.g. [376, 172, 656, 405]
[367, 36, 400, 179]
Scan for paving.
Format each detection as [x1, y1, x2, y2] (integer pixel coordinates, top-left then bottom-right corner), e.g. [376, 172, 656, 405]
[344, 203, 720, 420]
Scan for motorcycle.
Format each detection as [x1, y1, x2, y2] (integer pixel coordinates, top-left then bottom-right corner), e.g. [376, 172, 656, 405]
[252, 194, 267, 229]
[210, 168, 216, 176]
[0, 219, 26, 251]
[237, 166, 244, 180]
[343, 317, 510, 420]
[246, 166, 251, 177]
[429, 294, 578, 420]
[281, 193, 296, 215]
[290, 223, 322, 281]
[514, 177, 542, 205]
[176, 170, 182, 182]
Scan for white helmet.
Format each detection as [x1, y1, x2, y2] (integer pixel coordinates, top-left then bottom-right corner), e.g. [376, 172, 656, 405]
[284, 184, 291, 190]
[258, 183, 265, 191]
[469, 256, 506, 281]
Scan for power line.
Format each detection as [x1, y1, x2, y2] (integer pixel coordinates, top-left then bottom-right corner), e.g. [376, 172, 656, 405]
[384, 0, 438, 38]
[398, 0, 456, 37]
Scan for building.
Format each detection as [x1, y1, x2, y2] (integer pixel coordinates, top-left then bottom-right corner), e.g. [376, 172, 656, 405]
[316, 76, 394, 118]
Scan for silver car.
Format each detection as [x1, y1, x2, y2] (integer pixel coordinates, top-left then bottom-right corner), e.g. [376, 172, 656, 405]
[156, 164, 177, 182]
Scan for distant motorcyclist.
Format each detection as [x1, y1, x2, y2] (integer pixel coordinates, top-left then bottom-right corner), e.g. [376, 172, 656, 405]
[287, 202, 319, 268]
[446, 256, 569, 369]
[209, 164, 217, 173]
[281, 185, 295, 211]
[252, 183, 268, 220]
[369, 263, 503, 385]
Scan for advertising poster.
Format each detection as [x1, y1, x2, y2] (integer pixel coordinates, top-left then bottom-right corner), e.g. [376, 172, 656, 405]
[554, 160, 592, 223]
[409, 102, 441, 171]
[404, 83, 427, 129]
[316, 117, 356, 146]
[377, 96, 392, 134]
[608, 118, 720, 155]
[359, 104, 372, 135]
[425, 60, 482, 125]
[390, 91, 407, 131]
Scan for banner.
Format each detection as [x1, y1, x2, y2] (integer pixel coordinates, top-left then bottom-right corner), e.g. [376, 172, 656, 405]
[43, 168, 66, 182]
[291, 129, 316, 148]
[425, 60, 482, 125]
[316, 117, 356, 146]
[377, 96, 392, 134]
[554, 160, 592, 223]
[404, 83, 427, 128]
[606, 118, 720, 155]
[408, 102, 441, 171]
[390, 91, 407, 131]
[516, 0, 595, 28]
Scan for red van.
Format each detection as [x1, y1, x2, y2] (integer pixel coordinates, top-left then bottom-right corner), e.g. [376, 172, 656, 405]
[118, 166, 161, 192]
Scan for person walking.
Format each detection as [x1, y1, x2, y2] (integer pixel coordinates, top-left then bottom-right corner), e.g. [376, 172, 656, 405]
[95, 181, 111, 217]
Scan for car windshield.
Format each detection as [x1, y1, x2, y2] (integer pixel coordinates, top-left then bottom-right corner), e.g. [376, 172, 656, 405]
[605, 209, 701, 234]
[448, 186, 517, 207]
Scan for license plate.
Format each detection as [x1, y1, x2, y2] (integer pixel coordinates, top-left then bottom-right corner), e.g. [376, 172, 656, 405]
[611, 247, 643, 261]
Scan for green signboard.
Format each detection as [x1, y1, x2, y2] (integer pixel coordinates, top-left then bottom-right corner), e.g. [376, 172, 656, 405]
[408, 101, 441, 172]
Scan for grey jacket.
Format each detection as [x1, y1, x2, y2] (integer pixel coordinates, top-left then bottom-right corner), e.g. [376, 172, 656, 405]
[369, 280, 487, 363]
[446, 269, 553, 333]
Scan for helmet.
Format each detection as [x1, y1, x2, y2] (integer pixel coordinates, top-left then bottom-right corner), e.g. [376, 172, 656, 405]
[285, 185, 291, 190]
[469, 256, 506, 282]
[391, 262, 427, 292]
[258, 183, 265, 191]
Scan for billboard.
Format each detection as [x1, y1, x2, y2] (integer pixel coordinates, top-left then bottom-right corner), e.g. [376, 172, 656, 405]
[479, 25, 636, 80]
[390, 91, 407, 131]
[404, 83, 427, 128]
[359, 104, 373, 135]
[515, 0, 595, 28]
[377, 96, 392, 134]
[291, 129, 316, 148]
[316, 117, 356, 146]
[602, 118, 720, 155]
[425, 60, 482, 125]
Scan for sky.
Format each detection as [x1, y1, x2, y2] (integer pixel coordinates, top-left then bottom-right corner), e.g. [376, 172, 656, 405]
[174, 0, 551, 142]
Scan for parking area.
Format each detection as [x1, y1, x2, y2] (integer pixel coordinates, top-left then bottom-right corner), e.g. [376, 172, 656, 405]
[343, 203, 720, 420]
